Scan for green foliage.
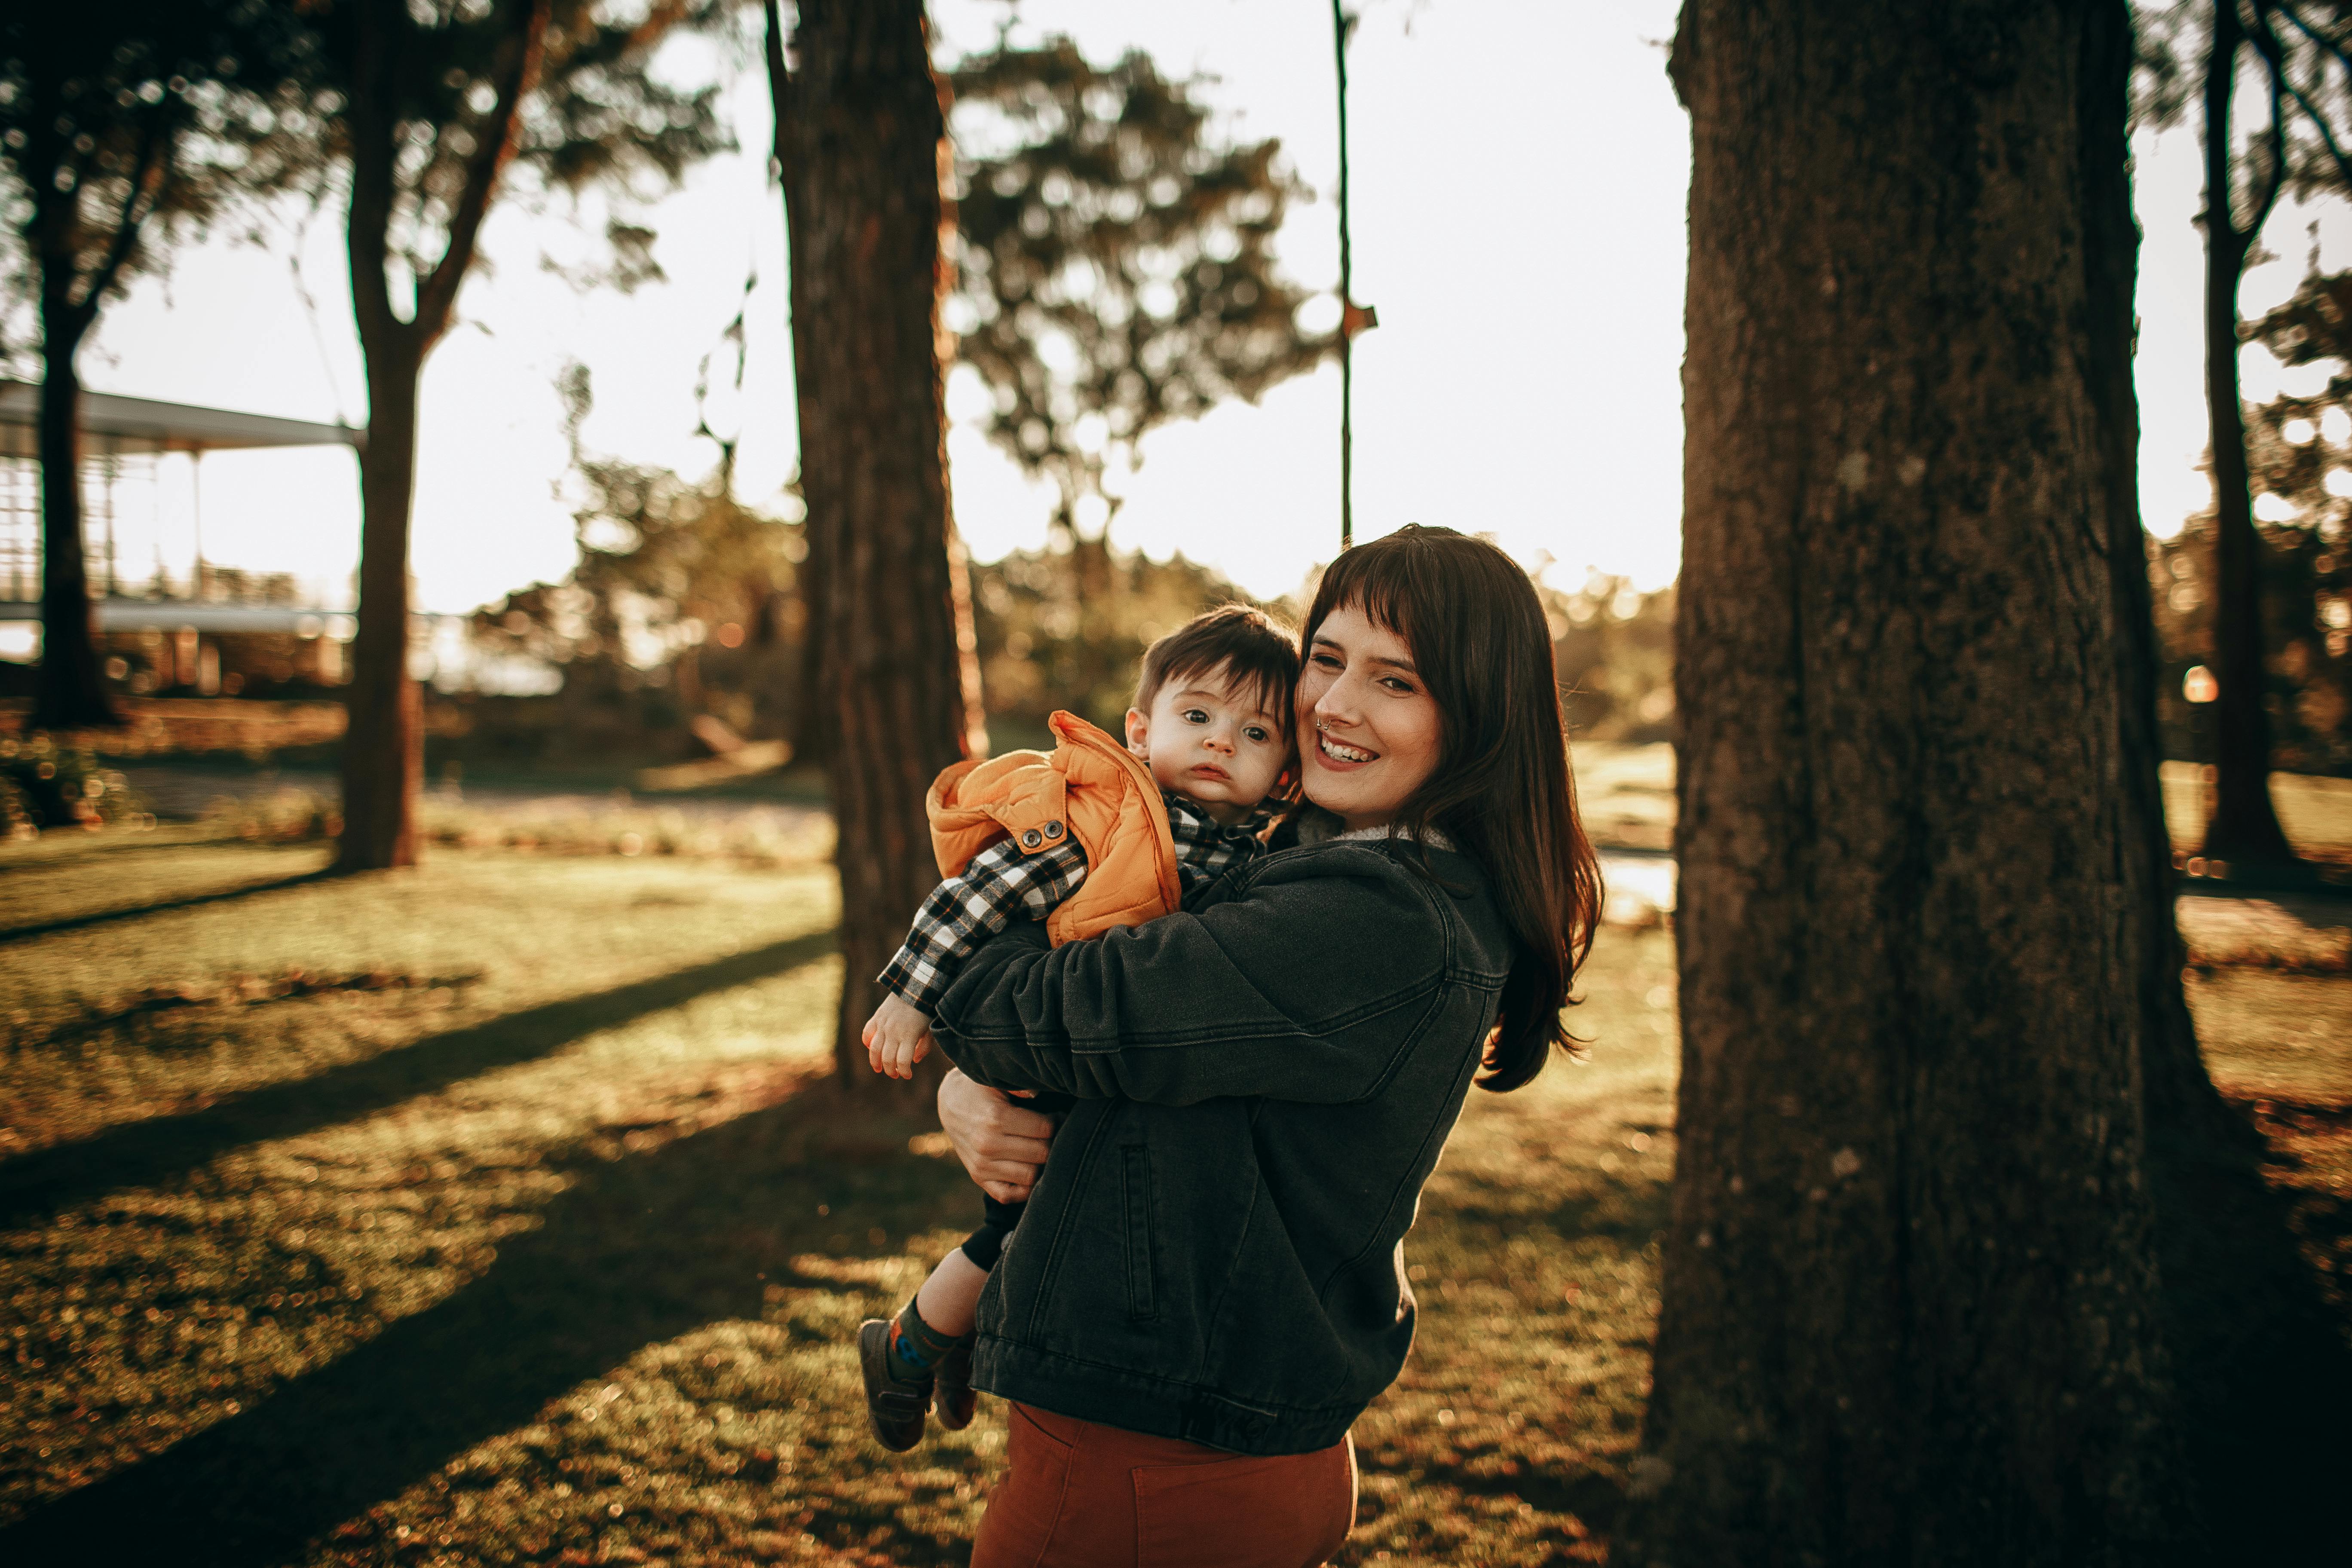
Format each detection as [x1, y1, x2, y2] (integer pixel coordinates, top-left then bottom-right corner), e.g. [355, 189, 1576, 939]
[0, 732, 143, 832]
[1536, 572, 1675, 745]
[0, 3, 322, 363]
[2131, 4, 2352, 202]
[296, 0, 733, 293]
[968, 539, 1272, 744]
[468, 364, 808, 756]
[947, 38, 1332, 529]
[2131, 3, 2197, 133]
[2153, 265, 2352, 773]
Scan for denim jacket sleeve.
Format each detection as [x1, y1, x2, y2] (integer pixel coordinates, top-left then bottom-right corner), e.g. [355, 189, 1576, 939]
[926, 844, 1459, 1106]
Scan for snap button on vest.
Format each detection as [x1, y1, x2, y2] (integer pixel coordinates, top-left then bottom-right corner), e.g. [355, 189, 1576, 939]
[1020, 828, 1042, 848]
[1043, 821, 1064, 840]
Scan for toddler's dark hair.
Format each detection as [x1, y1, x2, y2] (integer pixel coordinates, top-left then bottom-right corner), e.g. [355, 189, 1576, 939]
[1134, 604, 1300, 723]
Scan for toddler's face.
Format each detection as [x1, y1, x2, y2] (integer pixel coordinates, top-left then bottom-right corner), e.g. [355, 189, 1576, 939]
[1124, 664, 1290, 823]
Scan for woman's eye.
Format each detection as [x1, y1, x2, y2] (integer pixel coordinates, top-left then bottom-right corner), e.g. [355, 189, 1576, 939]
[1312, 652, 1343, 669]
[1381, 677, 1415, 695]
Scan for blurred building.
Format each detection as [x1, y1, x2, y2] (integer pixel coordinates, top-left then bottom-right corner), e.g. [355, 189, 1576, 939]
[0, 380, 361, 697]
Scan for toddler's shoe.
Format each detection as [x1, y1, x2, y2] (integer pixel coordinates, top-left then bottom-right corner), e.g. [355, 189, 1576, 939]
[857, 1318, 932, 1452]
[933, 1335, 977, 1430]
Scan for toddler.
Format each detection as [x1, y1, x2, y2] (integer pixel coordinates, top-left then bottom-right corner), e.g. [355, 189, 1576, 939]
[855, 604, 1299, 1451]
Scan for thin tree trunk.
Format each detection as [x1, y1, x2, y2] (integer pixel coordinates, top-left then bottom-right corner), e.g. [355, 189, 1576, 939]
[332, 0, 543, 874]
[769, 0, 986, 1095]
[31, 306, 119, 732]
[337, 344, 424, 871]
[1627, 6, 2183, 1562]
[2200, 2, 2300, 868]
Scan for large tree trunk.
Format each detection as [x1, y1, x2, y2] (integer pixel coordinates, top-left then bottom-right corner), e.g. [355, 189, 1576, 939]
[2198, 4, 2300, 870]
[337, 343, 425, 871]
[769, 0, 987, 1095]
[1626, 6, 2184, 1562]
[31, 303, 119, 732]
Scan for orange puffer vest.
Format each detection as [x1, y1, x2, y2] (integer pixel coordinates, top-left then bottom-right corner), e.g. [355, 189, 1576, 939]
[926, 710, 1182, 945]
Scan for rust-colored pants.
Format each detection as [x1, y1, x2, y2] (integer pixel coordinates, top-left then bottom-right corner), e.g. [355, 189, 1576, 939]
[969, 1403, 1357, 1568]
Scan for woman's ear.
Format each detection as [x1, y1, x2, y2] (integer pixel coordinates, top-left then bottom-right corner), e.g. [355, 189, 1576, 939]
[1124, 707, 1151, 759]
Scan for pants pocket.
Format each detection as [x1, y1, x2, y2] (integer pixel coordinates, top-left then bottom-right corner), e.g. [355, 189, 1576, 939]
[970, 1406, 1075, 1568]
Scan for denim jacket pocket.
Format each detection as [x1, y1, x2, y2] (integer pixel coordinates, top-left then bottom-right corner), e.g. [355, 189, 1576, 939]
[1120, 1143, 1159, 1323]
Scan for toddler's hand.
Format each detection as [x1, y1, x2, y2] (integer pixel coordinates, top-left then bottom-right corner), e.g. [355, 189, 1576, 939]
[862, 992, 934, 1080]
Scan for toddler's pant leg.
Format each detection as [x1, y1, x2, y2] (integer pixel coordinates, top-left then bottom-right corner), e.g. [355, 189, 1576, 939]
[958, 1195, 1026, 1271]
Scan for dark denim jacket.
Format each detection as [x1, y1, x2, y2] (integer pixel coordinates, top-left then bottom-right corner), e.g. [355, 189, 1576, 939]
[929, 837, 1515, 1455]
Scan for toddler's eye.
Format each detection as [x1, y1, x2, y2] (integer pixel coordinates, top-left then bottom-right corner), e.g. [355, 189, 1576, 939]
[1243, 726, 1270, 743]
[1182, 708, 1209, 724]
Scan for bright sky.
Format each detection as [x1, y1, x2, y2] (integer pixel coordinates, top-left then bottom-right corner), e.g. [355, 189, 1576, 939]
[46, 0, 2352, 618]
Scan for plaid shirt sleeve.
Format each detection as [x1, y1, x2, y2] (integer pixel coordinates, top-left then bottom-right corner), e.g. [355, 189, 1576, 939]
[877, 833, 1090, 1014]
[1164, 793, 1274, 895]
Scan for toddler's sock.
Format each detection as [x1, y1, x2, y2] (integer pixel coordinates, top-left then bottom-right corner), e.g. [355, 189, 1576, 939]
[883, 1295, 960, 1384]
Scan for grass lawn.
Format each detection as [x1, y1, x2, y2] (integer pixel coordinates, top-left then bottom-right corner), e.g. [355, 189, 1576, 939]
[0, 824, 2344, 1566]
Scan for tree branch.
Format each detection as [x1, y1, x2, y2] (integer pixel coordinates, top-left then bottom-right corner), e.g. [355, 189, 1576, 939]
[346, 0, 407, 354]
[410, 0, 551, 346]
[2250, 4, 2294, 239]
[2265, 1, 2352, 189]
[2274, 1, 2352, 80]
[762, 0, 795, 202]
[70, 110, 178, 335]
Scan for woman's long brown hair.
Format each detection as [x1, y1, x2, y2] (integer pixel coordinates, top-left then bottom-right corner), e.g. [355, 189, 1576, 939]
[1302, 526, 1602, 1091]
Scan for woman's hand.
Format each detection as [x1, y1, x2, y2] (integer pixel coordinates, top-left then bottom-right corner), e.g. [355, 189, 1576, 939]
[937, 1068, 1055, 1204]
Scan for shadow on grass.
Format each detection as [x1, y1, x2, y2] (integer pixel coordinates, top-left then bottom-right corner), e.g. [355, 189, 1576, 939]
[1360, 1450, 1629, 1534]
[0, 865, 334, 945]
[2151, 1097, 2352, 1560]
[0, 1083, 977, 1568]
[0, 830, 275, 876]
[0, 930, 839, 1228]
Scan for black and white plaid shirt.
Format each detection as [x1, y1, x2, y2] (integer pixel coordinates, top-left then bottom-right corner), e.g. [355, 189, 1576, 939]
[878, 792, 1273, 1015]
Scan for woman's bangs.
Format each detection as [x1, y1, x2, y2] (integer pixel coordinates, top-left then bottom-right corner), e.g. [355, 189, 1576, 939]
[1308, 541, 1427, 650]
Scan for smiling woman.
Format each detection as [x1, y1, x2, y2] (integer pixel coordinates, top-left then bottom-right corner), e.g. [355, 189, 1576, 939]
[928, 525, 1604, 1566]
[1293, 525, 1604, 1091]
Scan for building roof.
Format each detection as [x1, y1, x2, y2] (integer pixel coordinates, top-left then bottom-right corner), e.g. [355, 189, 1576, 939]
[0, 380, 361, 457]
[0, 600, 358, 632]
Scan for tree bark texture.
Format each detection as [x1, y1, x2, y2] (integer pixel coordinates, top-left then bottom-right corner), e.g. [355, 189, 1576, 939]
[31, 318, 118, 731]
[2197, 3, 2300, 867]
[339, 346, 425, 872]
[1631, 6, 2183, 1562]
[335, 0, 544, 872]
[771, 0, 987, 1092]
